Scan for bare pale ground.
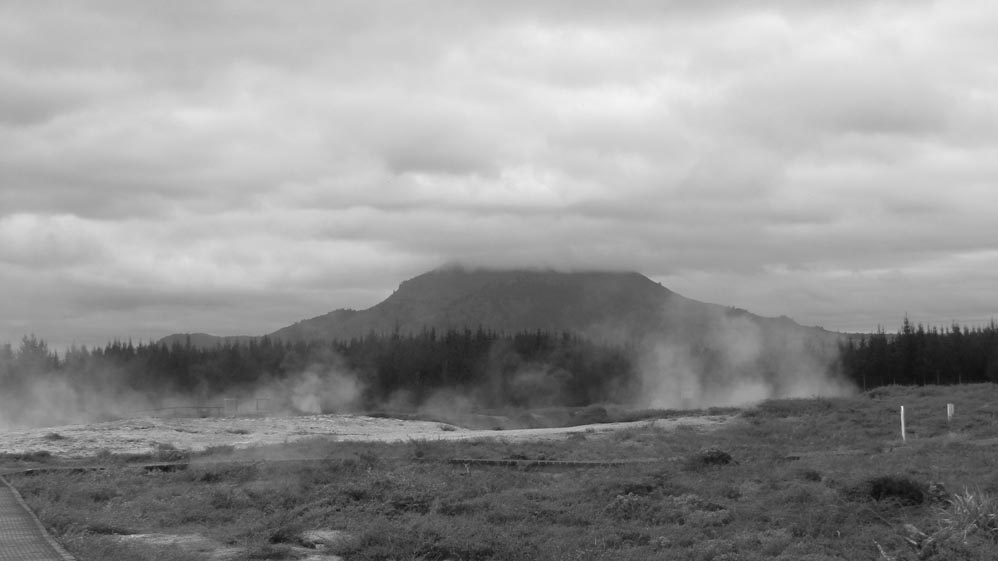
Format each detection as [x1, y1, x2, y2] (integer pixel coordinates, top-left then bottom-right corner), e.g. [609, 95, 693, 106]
[0, 413, 733, 457]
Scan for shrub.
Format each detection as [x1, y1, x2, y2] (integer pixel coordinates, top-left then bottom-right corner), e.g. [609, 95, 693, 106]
[604, 493, 657, 522]
[154, 442, 189, 463]
[244, 543, 299, 560]
[938, 487, 998, 541]
[849, 475, 926, 505]
[81, 521, 132, 535]
[797, 468, 823, 482]
[267, 522, 307, 546]
[434, 500, 481, 516]
[17, 450, 53, 462]
[87, 484, 120, 503]
[682, 447, 735, 471]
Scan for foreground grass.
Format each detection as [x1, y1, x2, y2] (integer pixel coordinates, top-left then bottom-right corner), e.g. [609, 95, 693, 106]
[5, 384, 998, 560]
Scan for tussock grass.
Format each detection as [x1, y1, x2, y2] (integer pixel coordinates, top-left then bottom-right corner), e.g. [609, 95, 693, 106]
[6, 383, 998, 560]
[938, 487, 998, 541]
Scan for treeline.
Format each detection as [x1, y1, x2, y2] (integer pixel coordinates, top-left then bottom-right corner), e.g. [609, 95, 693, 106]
[0, 329, 635, 413]
[839, 318, 998, 389]
[4, 318, 998, 424]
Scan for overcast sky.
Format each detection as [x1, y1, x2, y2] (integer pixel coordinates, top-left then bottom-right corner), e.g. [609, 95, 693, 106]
[2, 1, 997, 350]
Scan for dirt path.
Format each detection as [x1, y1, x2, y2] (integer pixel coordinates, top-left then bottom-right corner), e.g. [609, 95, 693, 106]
[0, 413, 732, 458]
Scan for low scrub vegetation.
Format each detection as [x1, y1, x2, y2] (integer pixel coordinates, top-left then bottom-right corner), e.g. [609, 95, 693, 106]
[5, 384, 998, 560]
[939, 487, 998, 542]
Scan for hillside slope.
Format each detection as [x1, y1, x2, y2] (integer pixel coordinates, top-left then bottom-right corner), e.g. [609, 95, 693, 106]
[275, 268, 678, 342]
[162, 266, 838, 348]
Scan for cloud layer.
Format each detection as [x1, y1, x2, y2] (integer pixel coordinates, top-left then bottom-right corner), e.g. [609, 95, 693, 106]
[2, 1, 998, 348]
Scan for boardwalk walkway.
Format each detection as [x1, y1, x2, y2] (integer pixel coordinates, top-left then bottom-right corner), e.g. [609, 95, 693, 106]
[0, 476, 75, 561]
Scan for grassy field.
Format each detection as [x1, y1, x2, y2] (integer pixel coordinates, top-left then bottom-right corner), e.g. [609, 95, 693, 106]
[4, 384, 998, 560]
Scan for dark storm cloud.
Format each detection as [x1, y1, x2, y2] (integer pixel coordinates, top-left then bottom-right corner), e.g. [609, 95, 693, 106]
[1, 0, 997, 348]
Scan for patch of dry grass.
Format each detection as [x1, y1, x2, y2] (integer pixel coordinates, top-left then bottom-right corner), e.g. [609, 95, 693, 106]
[6, 383, 998, 560]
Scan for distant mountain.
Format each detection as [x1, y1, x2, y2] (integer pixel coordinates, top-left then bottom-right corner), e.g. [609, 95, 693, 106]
[160, 266, 839, 348]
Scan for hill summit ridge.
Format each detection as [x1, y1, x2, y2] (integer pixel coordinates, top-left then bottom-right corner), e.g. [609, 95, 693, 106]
[161, 266, 828, 347]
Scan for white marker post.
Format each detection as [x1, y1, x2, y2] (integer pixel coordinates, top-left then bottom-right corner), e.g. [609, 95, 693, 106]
[900, 405, 906, 442]
[947, 403, 955, 424]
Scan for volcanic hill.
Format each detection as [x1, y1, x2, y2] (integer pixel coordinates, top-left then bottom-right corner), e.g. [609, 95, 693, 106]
[160, 267, 838, 348]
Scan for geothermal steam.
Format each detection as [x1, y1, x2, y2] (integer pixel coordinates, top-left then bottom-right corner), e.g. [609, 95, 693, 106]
[636, 310, 853, 409]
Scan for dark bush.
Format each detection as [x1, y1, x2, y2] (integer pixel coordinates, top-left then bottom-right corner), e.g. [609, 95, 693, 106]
[852, 475, 927, 505]
[83, 522, 133, 535]
[682, 447, 735, 470]
[797, 468, 823, 482]
[5, 450, 54, 463]
[268, 524, 306, 546]
[87, 485, 119, 503]
[153, 442, 189, 462]
[245, 543, 299, 560]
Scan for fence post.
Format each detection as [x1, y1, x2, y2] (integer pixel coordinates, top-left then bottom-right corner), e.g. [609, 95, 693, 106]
[947, 403, 954, 424]
[900, 405, 906, 442]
